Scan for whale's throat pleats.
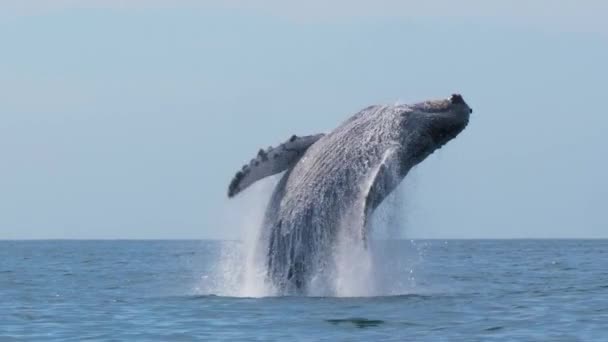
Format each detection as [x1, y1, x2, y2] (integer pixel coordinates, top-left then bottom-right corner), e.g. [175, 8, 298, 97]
[228, 133, 325, 197]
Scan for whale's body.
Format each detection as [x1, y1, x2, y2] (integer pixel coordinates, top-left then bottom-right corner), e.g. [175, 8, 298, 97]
[228, 95, 472, 294]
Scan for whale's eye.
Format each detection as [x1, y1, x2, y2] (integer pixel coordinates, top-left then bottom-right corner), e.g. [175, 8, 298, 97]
[450, 94, 464, 104]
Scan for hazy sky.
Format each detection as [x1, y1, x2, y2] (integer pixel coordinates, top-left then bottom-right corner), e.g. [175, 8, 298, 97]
[1, 1, 607, 239]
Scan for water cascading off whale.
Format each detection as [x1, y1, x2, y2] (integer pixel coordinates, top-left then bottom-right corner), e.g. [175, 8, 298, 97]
[227, 94, 472, 294]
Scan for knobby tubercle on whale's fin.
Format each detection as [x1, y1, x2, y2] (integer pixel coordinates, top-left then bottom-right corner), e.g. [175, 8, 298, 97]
[227, 133, 325, 197]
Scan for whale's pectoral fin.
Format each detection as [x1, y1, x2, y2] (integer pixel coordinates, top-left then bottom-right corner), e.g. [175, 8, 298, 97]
[228, 133, 325, 197]
[363, 147, 409, 233]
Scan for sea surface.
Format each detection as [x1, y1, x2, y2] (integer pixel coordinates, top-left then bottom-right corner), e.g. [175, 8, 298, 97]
[1, 240, 607, 341]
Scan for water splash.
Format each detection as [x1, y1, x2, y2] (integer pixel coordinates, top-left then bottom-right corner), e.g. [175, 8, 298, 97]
[203, 172, 422, 296]
[199, 177, 278, 297]
[329, 178, 419, 297]
[199, 172, 423, 297]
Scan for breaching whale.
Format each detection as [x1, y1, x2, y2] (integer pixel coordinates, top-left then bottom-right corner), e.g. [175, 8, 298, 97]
[228, 94, 472, 294]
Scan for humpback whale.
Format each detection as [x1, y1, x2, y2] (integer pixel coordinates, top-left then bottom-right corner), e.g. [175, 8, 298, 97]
[228, 94, 472, 294]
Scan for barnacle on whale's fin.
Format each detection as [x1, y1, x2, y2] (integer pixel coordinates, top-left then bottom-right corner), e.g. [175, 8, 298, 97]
[228, 133, 325, 197]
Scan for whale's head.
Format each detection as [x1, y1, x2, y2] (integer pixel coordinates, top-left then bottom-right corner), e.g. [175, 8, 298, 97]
[402, 94, 472, 161]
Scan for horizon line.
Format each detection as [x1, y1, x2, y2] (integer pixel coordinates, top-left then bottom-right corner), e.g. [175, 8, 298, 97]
[1, 237, 607, 241]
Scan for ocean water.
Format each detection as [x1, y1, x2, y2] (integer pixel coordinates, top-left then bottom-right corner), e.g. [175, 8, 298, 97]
[1, 240, 607, 341]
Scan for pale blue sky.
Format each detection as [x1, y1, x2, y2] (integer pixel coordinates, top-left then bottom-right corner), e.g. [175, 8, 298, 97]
[1, 2, 607, 239]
